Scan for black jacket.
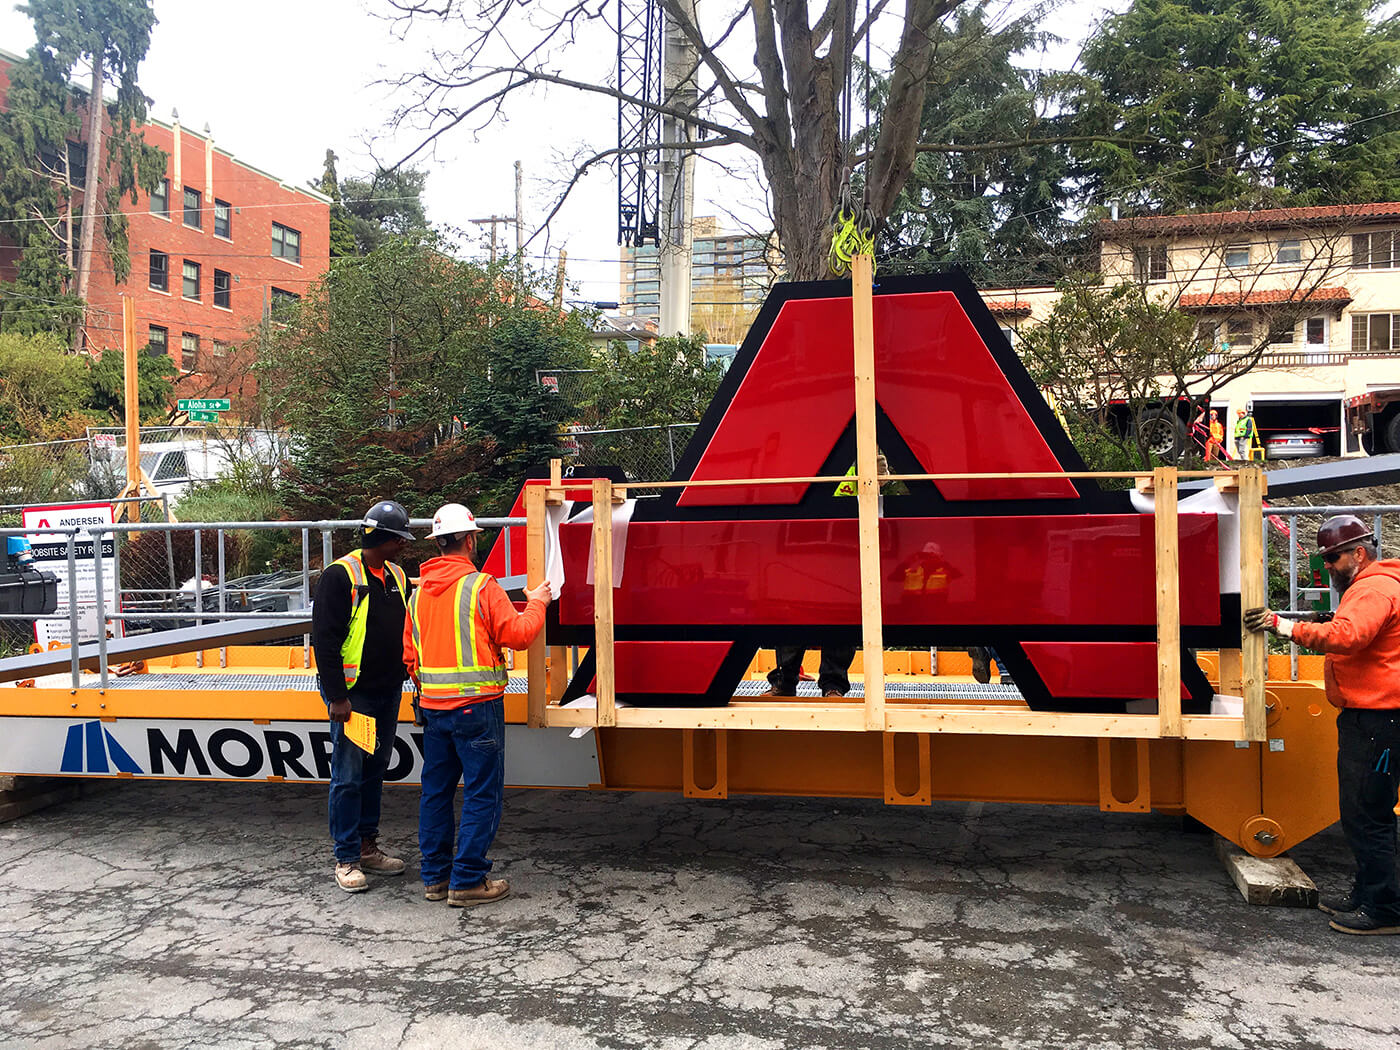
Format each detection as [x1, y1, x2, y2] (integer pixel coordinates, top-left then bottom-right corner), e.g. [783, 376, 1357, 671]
[311, 556, 410, 702]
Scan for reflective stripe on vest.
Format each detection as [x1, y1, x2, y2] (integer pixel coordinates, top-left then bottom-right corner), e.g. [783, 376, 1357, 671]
[408, 571, 509, 699]
[334, 549, 408, 689]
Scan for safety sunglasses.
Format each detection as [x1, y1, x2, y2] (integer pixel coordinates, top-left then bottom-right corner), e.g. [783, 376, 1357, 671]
[1322, 550, 1345, 565]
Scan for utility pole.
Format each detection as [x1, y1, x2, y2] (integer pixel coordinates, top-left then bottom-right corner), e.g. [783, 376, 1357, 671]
[515, 160, 525, 262]
[553, 251, 568, 311]
[470, 216, 514, 264]
[659, 0, 697, 338]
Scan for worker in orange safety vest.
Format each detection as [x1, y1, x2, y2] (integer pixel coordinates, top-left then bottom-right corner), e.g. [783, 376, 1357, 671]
[403, 501, 552, 908]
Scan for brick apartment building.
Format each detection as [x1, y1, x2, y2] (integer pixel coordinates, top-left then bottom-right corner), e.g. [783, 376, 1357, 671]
[0, 48, 330, 405]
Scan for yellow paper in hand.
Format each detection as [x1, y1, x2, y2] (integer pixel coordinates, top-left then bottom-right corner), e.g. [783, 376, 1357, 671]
[345, 711, 377, 755]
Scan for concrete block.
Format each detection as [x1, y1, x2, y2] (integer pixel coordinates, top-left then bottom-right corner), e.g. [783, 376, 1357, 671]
[1215, 835, 1318, 907]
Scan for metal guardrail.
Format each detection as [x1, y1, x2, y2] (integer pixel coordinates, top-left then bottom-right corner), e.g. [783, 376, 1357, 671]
[0, 516, 524, 690]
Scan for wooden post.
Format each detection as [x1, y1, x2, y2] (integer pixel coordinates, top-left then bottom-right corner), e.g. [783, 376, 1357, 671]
[1154, 465, 1181, 737]
[525, 484, 547, 728]
[1238, 464, 1268, 741]
[114, 298, 142, 523]
[851, 254, 885, 731]
[592, 478, 617, 728]
[545, 458, 566, 703]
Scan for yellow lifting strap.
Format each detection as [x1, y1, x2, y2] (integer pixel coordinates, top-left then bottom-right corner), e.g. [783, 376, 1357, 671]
[828, 189, 876, 277]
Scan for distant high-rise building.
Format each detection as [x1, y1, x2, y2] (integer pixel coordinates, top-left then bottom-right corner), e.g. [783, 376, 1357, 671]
[618, 216, 780, 343]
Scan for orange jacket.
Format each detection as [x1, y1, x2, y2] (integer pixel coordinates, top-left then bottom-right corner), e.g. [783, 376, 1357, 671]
[1291, 559, 1400, 710]
[402, 554, 546, 710]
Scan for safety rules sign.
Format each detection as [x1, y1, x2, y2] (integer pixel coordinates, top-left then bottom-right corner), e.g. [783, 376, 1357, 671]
[22, 502, 119, 647]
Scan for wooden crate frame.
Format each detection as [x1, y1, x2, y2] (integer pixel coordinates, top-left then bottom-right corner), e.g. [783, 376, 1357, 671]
[525, 257, 1267, 741]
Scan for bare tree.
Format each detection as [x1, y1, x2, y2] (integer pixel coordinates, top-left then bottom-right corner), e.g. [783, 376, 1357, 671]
[381, 0, 986, 280]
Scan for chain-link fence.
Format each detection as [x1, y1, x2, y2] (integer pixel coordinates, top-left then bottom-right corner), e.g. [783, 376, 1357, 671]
[562, 423, 699, 482]
[0, 425, 285, 512]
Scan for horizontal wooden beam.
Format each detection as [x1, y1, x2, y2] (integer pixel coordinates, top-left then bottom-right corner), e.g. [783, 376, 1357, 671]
[540, 700, 1249, 740]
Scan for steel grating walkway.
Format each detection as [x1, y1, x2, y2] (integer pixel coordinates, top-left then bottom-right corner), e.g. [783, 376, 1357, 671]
[733, 679, 1024, 700]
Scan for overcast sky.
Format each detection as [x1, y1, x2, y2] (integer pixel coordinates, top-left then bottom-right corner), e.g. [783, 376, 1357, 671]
[0, 0, 1132, 303]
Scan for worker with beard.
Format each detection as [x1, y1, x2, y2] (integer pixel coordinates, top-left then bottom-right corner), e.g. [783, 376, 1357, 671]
[1246, 515, 1400, 935]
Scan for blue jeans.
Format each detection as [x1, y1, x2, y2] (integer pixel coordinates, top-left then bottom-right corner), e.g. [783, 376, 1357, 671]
[324, 687, 400, 865]
[419, 698, 506, 889]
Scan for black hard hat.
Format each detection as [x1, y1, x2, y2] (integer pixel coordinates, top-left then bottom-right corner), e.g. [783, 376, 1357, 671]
[361, 500, 415, 542]
[1316, 514, 1371, 557]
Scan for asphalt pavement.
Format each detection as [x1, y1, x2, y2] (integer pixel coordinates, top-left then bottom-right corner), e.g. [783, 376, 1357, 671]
[0, 781, 1396, 1050]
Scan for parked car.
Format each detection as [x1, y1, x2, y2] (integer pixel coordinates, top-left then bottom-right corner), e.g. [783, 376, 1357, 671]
[1264, 430, 1326, 460]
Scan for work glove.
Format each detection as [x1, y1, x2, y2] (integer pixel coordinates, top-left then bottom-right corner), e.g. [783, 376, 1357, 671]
[1243, 607, 1294, 639]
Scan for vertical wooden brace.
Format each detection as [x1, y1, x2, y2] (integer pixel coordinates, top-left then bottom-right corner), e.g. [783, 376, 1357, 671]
[1238, 464, 1268, 741]
[851, 254, 885, 731]
[525, 484, 547, 728]
[1154, 466, 1181, 737]
[592, 479, 617, 728]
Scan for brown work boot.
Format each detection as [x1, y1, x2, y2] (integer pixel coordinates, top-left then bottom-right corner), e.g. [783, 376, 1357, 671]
[760, 684, 796, 697]
[424, 881, 449, 901]
[335, 862, 368, 893]
[822, 688, 845, 697]
[360, 838, 405, 875]
[448, 878, 511, 908]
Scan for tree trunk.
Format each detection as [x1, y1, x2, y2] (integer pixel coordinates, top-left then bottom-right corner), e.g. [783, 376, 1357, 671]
[72, 49, 104, 354]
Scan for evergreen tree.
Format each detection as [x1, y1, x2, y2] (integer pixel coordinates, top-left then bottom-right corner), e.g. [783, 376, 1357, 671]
[317, 148, 359, 259]
[340, 167, 430, 255]
[869, 4, 1079, 284]
[21, 0, 166, 348]
[258, 234, 592, 518]
[0, 49, 87, 335]
[1072, 0, 1400, 213]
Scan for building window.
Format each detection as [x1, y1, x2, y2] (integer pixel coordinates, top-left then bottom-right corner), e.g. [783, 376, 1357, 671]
[212, 340, 230, 358]
[269, 287, 300, 319]
[148, 249, 169, 292]
[1267, 320, 1294, 345]
[1352, 313, 1400, 354]
[213, 269, 231, 309]
[181, 332, 199, 371]
[271, 222, 301, 263]
[1225, 318, 1253, 348]
[1133, 244, 1168, 281]
[1224, 244, 1250, 268]
[150, 178, 169, 218]
[183, 187, 202, 229]
[1352, 230, 1398, 270]
[182, 259, 200, 300]
[1306, 317, 1327, 347]
[1276, 239, 1302, 264]
[214, 199, 231, 239]
[147, 325, 168, 357]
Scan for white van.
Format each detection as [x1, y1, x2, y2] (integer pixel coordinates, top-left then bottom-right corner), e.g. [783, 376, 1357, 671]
[93, 431, 282, 504]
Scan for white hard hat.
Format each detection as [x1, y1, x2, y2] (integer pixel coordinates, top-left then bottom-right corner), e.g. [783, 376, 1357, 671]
[429, 502, 482, 538]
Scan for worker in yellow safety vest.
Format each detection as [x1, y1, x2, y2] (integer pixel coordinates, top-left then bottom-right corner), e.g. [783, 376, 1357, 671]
[403, 502, 552, 907]
[311, 499, 415, 894]
[1235, 406, 1262, 460]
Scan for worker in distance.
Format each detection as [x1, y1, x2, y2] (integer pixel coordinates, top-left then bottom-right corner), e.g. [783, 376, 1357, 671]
[404, 502, 553, 907]
[1245, 514, 1400, 935]
[311, 500, 416, 893]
